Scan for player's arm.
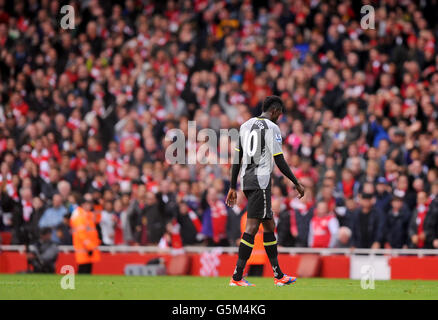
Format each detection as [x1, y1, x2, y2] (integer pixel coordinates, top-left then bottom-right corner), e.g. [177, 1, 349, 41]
[270, 125, 304, 198]
[226, 140, 243, 207]
[274, 153, 304, 198]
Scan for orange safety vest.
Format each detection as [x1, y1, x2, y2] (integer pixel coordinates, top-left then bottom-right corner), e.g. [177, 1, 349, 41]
[240, 212, 267, 265]
[70, 206, 101, 265]
[93, 204, 102, 224]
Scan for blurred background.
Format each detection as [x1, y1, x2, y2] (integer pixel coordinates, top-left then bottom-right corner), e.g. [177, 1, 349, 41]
[0, 0, 438, 279]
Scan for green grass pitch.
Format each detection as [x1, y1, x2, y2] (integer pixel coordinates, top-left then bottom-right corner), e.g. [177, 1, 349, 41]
[1, 274, 438, 300]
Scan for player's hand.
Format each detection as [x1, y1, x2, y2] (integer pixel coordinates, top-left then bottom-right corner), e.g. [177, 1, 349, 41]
[295, 183, 305, 199]
[225, 189, 237, 207]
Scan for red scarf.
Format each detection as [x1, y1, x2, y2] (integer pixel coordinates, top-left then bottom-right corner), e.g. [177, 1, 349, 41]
[170, 219, 183, 250]
[342, 179, 355, 198]
[114, 214, 124, 245]
[416, 203, 429, 248]
[22, 200, 33, 222]
[0, 173, 18, 201]
[188, 210, 202, 234]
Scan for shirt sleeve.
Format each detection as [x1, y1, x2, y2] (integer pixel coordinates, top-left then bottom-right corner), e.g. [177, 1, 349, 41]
[230, 136, 243, 189]
[269, 124, 283, 156]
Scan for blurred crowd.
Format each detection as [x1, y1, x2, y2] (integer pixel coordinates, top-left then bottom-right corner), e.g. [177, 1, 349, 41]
[0, 0, 438, 251]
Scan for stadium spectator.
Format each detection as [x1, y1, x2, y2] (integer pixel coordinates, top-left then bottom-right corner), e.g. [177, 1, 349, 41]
[276, 198, 295, 247]
[126, 186, 149, 245]
[424, 181, 438, 249]
[10, 186, 40, 244]
[27, 227, 59, 273]
[336, 168, 360, 200]
[409, 191, 429, 248]
[375, 177, 392, 214]
[40, 169, 62, 200]
[336, 196, 356, 230]
[100, 200, 116, 245]
[117, 192, 133, 244]
[335, 226, 352, 248]
[143, 191, 167, 244]
[351, 193, 385, 249]
[308, 200, 339, 248]
[393, 174, 417, 211]
[55, 215, 72, 246]
[201, 187, 229, 246]
[287, 182, 314, 247]
[176, 201, 203, 246]
[38, 194, 68, 242]
[383, 195, 411, 249]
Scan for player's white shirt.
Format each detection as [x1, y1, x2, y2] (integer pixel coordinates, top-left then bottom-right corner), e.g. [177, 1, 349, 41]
[236, 116, 283, 190]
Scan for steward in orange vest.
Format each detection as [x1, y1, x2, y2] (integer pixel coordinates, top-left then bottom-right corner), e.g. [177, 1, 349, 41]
[70, 196, 101, 273]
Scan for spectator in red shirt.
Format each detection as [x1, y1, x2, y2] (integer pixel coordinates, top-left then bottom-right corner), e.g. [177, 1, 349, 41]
[308, 201, 339, 248]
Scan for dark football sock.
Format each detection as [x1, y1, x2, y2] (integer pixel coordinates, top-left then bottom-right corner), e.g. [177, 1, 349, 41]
[232, 232, 255, 281]
[263, 232, 284, 279]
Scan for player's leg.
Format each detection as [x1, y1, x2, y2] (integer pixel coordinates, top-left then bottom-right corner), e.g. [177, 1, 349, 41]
[231, 217, 260, 283]
[230, 189, 264, 286]
[261, 218, 284, 279]
[262, 218, 297, 286]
